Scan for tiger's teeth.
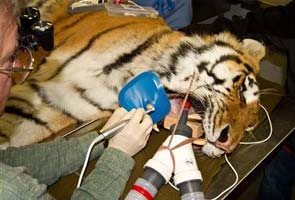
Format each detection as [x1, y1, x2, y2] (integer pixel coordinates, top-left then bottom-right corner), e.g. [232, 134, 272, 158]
[153, 124, 160, 132]
[188, 113, 202, 120]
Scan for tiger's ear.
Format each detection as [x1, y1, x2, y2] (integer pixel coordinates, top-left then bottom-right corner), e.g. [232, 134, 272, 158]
[242, 39, 266, 62]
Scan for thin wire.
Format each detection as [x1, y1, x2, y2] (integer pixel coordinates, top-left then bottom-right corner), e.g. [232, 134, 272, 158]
[76, 134, 104, 188]
[168, 181, 179, 191]
[208, 154, 239, 200]
[167, 71, 195, 147]
[240, 104, 272, 144]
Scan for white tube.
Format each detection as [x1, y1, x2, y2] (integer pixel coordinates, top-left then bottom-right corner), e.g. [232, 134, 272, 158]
[173, 135, 202, 185]
[144, 135, 202, 185]
[144, 136, 174, 183]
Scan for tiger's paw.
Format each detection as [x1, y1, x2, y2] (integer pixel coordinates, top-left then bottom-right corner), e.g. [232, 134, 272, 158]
[202, 143, 225, 158]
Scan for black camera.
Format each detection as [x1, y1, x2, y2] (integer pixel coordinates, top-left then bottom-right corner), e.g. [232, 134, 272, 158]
[19, 7, 54, 51]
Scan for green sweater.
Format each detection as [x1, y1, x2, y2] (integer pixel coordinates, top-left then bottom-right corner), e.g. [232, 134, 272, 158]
[0, 131, 135, 199]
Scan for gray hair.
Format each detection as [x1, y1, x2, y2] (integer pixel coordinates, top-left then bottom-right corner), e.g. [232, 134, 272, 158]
[0, 0, 25, 20]
[0, 0, 25, 45]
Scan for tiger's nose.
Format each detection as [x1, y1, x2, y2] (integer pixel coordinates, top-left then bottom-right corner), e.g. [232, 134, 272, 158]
[218, 126, 229, 143]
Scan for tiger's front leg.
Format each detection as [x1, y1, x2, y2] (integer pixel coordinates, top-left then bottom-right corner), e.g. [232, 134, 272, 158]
[202, 143, 225, 158]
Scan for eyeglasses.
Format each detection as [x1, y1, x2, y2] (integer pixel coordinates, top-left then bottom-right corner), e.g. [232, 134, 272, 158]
[0, 46, 34, 84]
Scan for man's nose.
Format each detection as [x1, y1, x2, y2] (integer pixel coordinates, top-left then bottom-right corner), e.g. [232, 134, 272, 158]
[14, 58, 22, 68]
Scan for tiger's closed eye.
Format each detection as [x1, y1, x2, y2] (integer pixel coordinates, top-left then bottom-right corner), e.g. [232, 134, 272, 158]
[233, 75, 242, 83]
[238, 86, 246, 103]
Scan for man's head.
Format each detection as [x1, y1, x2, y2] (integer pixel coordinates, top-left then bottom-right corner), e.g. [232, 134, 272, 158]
[0, 0, 23, 115]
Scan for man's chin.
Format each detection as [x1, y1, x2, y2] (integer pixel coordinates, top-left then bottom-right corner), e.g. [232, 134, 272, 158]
[0, 75, 12, 116]
[0, 105, 5, 116]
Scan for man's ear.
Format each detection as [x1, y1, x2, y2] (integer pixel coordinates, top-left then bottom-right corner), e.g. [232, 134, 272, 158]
[242, 39, 266, 62]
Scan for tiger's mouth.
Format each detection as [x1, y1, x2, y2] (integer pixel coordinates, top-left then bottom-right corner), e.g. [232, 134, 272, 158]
[165, 94, 206, 138]
[166, 94, 233, 152]
[167, 94, 206, 121]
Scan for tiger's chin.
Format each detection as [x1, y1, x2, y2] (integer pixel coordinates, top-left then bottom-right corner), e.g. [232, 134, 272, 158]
[202, 130, 243, 157]
[201, 143, 225, 158]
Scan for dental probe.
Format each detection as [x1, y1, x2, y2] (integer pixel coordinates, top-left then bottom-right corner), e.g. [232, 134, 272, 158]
[98, 105, 155, 141]
[63, 105, 154, 138]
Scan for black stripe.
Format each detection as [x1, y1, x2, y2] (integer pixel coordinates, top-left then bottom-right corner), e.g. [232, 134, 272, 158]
[240, 81, 247, 93]
[244, 63, 254, 73]
[0, 132, 8, 140]
[211, 55, 242, 70]
[5, 98, 37, 120]
[215, 40, 233, 48]
[102, 29, 172, 75]
[8, 97, 34, 107]
[233, 75, 242, 83]
[200, 66, 225, 85]
[215, 40, 243, 55]
[45, 22, 135, 81]
[30, 83, 51, 105]
[168, 42, 195, 75]
[157, 43, 211, 81]
[247, 76, 256, 87]
[193, 44, 212, 54]
[157, 70, 172, 81]
[209, 54, 244, 85]
[212, 104, 218, 136]
[30, 83, 82, 123]
[55, 12, 95, 35]
[197, 61, 209, 73]
[4, 106, 53, 132]
[73, 86, 112, 111]
[183, 76, 191, 81]
[30, 35, 72, 77]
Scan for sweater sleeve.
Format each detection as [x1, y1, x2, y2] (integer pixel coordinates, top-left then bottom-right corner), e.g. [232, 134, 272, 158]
[72, 147, 135, 200]
[0, 131, 105, 185]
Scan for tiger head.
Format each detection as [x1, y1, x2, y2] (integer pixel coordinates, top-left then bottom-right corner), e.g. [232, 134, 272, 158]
[178, 32, 266, 155]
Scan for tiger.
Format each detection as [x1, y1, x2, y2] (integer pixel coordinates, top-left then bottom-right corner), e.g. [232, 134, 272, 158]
[0, 0, 265, 158]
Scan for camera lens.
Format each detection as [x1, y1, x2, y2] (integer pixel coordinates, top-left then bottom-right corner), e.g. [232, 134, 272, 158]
[31, 21, 53, 32]
[31, 21, 54, 51]
[20, 7, 41, 29]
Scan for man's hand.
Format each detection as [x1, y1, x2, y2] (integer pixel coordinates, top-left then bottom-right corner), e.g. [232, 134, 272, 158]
[103, 107, 153, 156]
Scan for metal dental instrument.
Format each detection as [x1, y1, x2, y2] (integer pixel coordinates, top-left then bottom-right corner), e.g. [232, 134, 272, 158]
[98, 105, 155, 140]
[63, 105, 155, 138]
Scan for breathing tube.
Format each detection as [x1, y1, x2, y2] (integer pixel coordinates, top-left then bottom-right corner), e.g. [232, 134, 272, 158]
[125, 100, 205, 200]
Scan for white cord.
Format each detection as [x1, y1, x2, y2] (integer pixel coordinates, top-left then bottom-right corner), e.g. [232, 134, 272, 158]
[76, 134, 105, 188]
[240, 104, 272, 144]
[208, 154, 239, 200]
[168, 181, 179, 191]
